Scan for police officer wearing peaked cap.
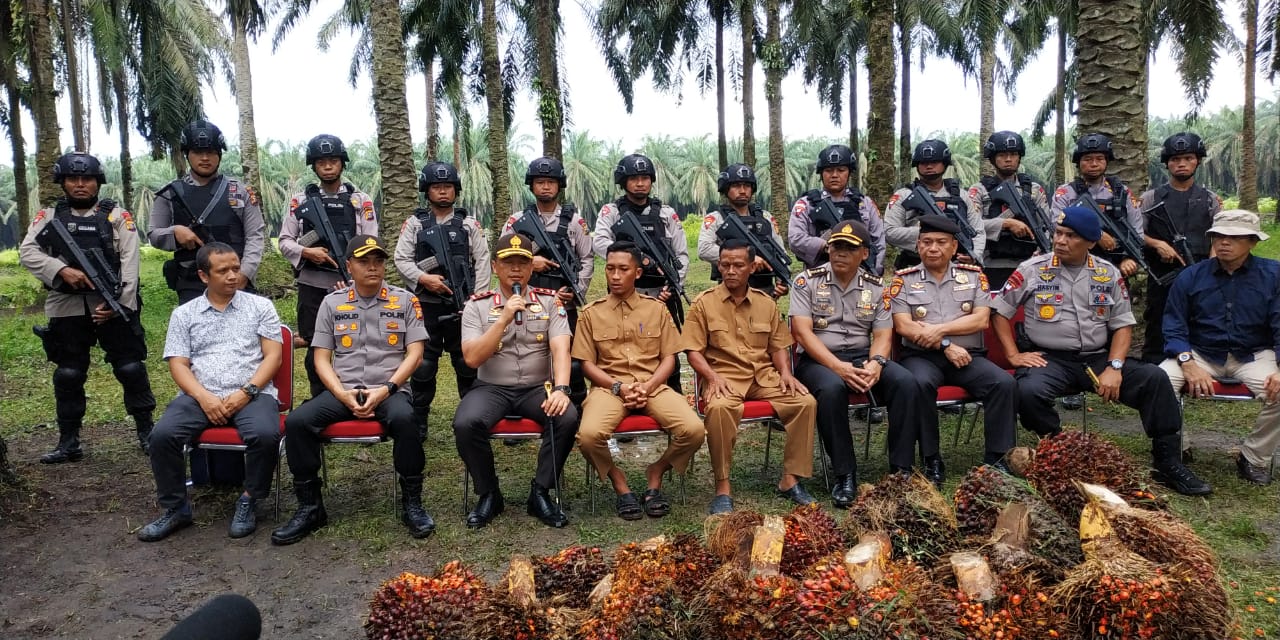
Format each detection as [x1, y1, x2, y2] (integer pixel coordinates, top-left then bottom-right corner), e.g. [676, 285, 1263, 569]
[990, 207, 1211, 496]
[20, 152, 157, 462]
[788, 144, 887, 274]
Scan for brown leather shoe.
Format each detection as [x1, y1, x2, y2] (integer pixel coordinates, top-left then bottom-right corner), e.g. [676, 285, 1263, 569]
[1236, 453, 1273, 486]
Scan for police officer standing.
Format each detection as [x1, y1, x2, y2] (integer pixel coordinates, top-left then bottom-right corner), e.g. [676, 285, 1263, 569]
[20, 152, 156, 462]
[1138, 132, 1221, 363]
[990, 207, 1211, 496]
[968, 131, 1054, 288]
[888, 216, 1017, 480]
[789, 222, 930, 505]
[698, 163, 790, 297]
[1050, 133, 1144, 278]
[272, 235, 434, 544]
[453, 234, 579, 529]
[279, 134, 379, 396]
[394, 162, 491, 423]
[502, 156, 594, 405]
[788, 144, 886, 274]
[884, 139, 986, 269]
[149, 120, 266, 303]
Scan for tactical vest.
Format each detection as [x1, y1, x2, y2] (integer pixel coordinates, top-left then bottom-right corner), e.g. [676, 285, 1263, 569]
[1073, 176, 1128, 263]
[524, 204, 579, 291]
[1150, 183, 1215, 257]
[804, 188, 866, 232]
[981, 174, 1039, 260]
[49, 199, 120, 293]
[922, 178, 969, 220]
[169, 177, 246, 271]
[413, 208, 474, 303]
[610, 197, 668, 289]
[711, 204, 774, 289]
[297, 184, 358, 274]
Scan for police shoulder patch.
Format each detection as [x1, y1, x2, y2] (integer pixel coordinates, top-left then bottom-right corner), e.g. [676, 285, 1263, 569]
[895, 265, 922, 276]
[530, 286, 558, 296]
[955, 263, 982, 272]
[470, 290, 496, 300]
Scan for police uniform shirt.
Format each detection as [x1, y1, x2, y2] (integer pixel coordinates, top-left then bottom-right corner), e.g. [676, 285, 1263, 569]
[503, 206, 595, 293]
[20, 202, 142, 318]
[787, 264, 890, 354]
[393, 212, 492, 295]
[278, 185, 380, 289]
[887, 264, 991, 351]
[787, 189, 887, 268]
[992, 253, 1135, 352]
[681, 284, 792, 392]
[883, 184, 987, 257]
[460, 288, 571, 387]
[148, 174, 267, 282]
[571, 291, 681, 385]
[696, 207, 787, 266]
[592, 200, 689, 289]
[1050, 178, 1145, 237]
[1138, 185, 1222, 258]
[968, 178, 1052, 246]
[311, 283, 427, 392]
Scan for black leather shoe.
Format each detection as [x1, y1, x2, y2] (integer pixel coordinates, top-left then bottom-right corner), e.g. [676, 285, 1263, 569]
[1060, 394, 1084, 410]
[228, 496, 257, 539]
[777, 482, 817, 506]
[830, 474, 857, 509]
[466, 492, 505, 529]
[923, 457, 945, 488]
[271, 479, 328, 545]
[1151, 436, 1211, 496]
[399, 475, 436, 538]
[138, 504, 194, 542]
[1236, 453, 1273, 486]
[527, 482, 568, 528]
[40, 445, 84, 464]
[134, 415, 154, 455]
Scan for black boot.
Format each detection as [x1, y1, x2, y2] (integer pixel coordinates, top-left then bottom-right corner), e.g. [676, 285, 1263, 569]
[40, 422, 84, 464]
[271, 479, 328, 545]
[398, 475, 436, 538]
[133, 413, 154, 455]
[526, 480, 568, 528]
[1151, 435, 1211, 496]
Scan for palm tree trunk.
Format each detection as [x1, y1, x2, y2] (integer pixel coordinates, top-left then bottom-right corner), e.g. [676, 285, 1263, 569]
[898, 23, 912, 183]
[763, 0, 786, 224]
[715, 1, 727, 169]
[866, 0, 897, 207]
[425, 58, 439, 160]
[979, 44, 995, 177]
[1054, 24, 1066, 186]
[60, 0, 86, 151]
[0, 3, 30, 229]
[481, 0, 511, 238]
[848, 51, 860, 189]
[113, 71, 133, 213]
[532, 0, 563, 158]
[740, 0, 756, 167]
[1242, 0, 1259, 212]
[1075, 0, 1147, 193]
[369, 0, 420, 238]
[231, 11, 262, 198]
[25, 0, 62, 206]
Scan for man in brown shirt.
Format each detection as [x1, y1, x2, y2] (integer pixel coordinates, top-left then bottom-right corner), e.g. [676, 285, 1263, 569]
[683, 239, 817, 514]
[573, 242, 706, 520]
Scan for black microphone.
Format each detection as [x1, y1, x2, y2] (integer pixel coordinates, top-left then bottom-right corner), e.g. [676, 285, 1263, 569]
[161, 593, 261, 640]
[512, 282, 524, 325]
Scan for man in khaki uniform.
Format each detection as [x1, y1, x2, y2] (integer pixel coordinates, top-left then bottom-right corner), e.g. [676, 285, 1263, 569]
[683, 239, 817, 514]
[453, 233, 579, 529]
[573, 241, 706, 520]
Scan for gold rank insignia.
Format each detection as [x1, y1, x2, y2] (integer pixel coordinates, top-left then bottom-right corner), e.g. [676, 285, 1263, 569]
[860, 289, 872, 303]
[350, 322, 358, 331]
[1039, 272, 1056, 282]
[1091, 275, 1112, 283]
[961, 301, 972, 313]
[1038, 305, 1056, 320]
[529, 304, 543, 313]
[956, 272, 969, 284]
[341, 335, 353, 348]
[386, 321, 400, 330]
[815, 318, 828, 329]
[914, 306, 928, 318]
[383, 303, 401, 310]
[536, 333, 545, 342]
[336, 324, 346, 332]
[489, 306, 503, 316]
[388, 334, 399, 346]
[336, 304, 355, 311]
[1095, 266, 1108, 275]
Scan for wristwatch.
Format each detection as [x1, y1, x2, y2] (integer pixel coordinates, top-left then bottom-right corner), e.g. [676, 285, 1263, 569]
[611, 381, 624, 396]
[940, 338, 952, 350]
[1177, 352, 1193, 364]
[1109, 359, 1124, 371]
[384, 381, 400, 395]
[240, 383, 260, 399]
[554, 384, 572, 395]
[870, 355, 889, 367]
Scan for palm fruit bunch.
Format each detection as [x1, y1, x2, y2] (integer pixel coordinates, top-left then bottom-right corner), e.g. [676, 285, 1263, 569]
[781, 504, 848, 577]
[953, 465, 1083, 568]
[1097, 500, 1220, 585]
[576, 537, 682, 640]
[954, 573, 1066, 640]
[852, 559, 957, 638]
[667, 533, 718, 603]
[845, 472, 960, 564]
[688, 564, 803, 640]
[467, 556, 563, 640]
[532, 546, 610, 609]
[794, 552, 870, 637]
[1024, 432, 1159, 522]
[364, 563, 489, 640]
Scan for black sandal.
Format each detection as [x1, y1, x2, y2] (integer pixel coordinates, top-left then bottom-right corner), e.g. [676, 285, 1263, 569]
[616, 492, 643, 520]
[642, 489, 670, 518]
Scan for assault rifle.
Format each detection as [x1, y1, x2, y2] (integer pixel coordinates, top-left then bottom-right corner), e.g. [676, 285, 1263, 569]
[615, 212, 690, 325]
[1142, 201, 1197, 269]
[36, 216, 140, 336]
[988, 181, 1053, 255]
[511, 213, 587, 307]
[715, 210, 792, 285]
[1075, 193, 1175, 285]
[414, 216, 474, 320]
[901, 185, 983, 266]
[295, 185, 353, 284]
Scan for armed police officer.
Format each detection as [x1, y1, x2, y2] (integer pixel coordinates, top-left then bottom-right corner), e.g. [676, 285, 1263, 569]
[990, 207, 1211, 496]
[1050, 133, 1144, 278]
[697, 163, 790, 298]
[1138, 133, 1221, 364]
[149, 120, 266, 303]
[394, 162, 491, 424]
[20, 152, 156, 462]
[502, 156, 594, 406]
[788, 144, 886, 274]
[888, 216, 1017, 482]
[968, 131, 1054, 288]
[279, 134, 379, 396]
[884, 139, 986, 270]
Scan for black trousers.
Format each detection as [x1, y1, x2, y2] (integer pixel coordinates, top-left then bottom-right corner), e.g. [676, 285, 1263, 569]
[149, 393, 280, 509]
[1014, 352, 1180, 439]
[900, 350, 1017, 461]
[297, 283, 329, 397]
[793, 351, 926, 472]
[282, 390, 423, 482]
[45, 313, 154, 426]
[452, 382, 580, 495]
[411, 302, 477, 423]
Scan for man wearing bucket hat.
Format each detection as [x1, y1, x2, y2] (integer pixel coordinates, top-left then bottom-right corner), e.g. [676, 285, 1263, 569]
[991, 207, 1212, 496]
[1160, 210, 1280, 485]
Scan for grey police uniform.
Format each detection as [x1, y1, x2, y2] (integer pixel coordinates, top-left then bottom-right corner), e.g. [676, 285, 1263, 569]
[1050, 178, 1144, 268]
[452, 287, 580, 496]
[787, 189, 887, 273]
[992, 253, 1181, 440]
[699, 205, 789, 291]
[593, 199, 689, 299]
[883, 181, 986, 268]
[969, 176, 1053, 287]
[788, 265, 929, 472]
[888, 263, 1016, 463]
[282, 283, 428, 483]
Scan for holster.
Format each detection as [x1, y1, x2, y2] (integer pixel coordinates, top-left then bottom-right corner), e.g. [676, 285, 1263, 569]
[32, 325, 58, 362]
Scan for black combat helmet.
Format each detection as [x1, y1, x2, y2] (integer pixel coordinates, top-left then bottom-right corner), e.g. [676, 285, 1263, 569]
[305, 134, 350, 165]
[1072, 133, 1115, 164]
[911, 139, 952, 168]
[525, 156, 567, 188]
[613, 153, 656, 187]
[717, 163, 758, 194]
[815, 144, 857, 174]
[52, 152, 107, 185]
[418, 162, 463, 193]
[1160, 132, 1207, 163]
[179, 120, 227, 153]
[983, 131, 1026, 161]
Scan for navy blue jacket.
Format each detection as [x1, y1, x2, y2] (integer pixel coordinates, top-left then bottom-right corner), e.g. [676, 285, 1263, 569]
[1162, 255, 1280, 364]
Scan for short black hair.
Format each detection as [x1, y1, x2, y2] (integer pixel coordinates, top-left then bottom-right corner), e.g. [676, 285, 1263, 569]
[719, 238, 757, 263]
[606, 241, 644, 267]
[196, 242, 237, 274]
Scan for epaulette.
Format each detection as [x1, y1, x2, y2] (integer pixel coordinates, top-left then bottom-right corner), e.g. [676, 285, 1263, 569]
[955, 263, 982, 272]
[802, 265, 829, 280]
[692, 288, 716, 303]
[470, 290, 495, 301]
[894, 265, 922, 276]
[582, 297, 608, 309]
[635, 291, 659, 301]
[858, 271, 885, 286]
[530, 286, 559, 296]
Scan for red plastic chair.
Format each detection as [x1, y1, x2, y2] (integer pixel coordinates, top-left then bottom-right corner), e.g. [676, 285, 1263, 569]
[890, 339, 978, 448]
[460, 417, 549, 513]
[983, 306, 1088, 431]
[582, 413, 688, 513]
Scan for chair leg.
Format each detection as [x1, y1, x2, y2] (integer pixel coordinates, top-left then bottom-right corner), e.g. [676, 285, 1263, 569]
[587, 457, 596, 515]
[762, 422, 774, 480]
[462, 470, 471, 514]
[965, 404, 982, 445]
[1081, 396, 1089, 433]
[951, 405, 964, 450]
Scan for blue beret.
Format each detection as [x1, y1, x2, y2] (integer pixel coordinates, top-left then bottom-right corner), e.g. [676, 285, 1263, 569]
[1059, 206, 1101, 242]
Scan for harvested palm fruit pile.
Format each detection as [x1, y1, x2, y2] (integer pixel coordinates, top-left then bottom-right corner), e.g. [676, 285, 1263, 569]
[1018, 432, 1162, 521]
[844, 471, 960, 563]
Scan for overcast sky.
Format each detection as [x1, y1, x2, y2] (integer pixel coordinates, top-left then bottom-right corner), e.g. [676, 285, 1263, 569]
[28, 0, 1280, 163]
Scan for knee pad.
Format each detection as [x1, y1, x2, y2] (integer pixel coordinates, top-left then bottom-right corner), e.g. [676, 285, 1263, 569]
[412, 358, 440, 384]
[112, 361, 149, 385]
[53, 366, 87, 389]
